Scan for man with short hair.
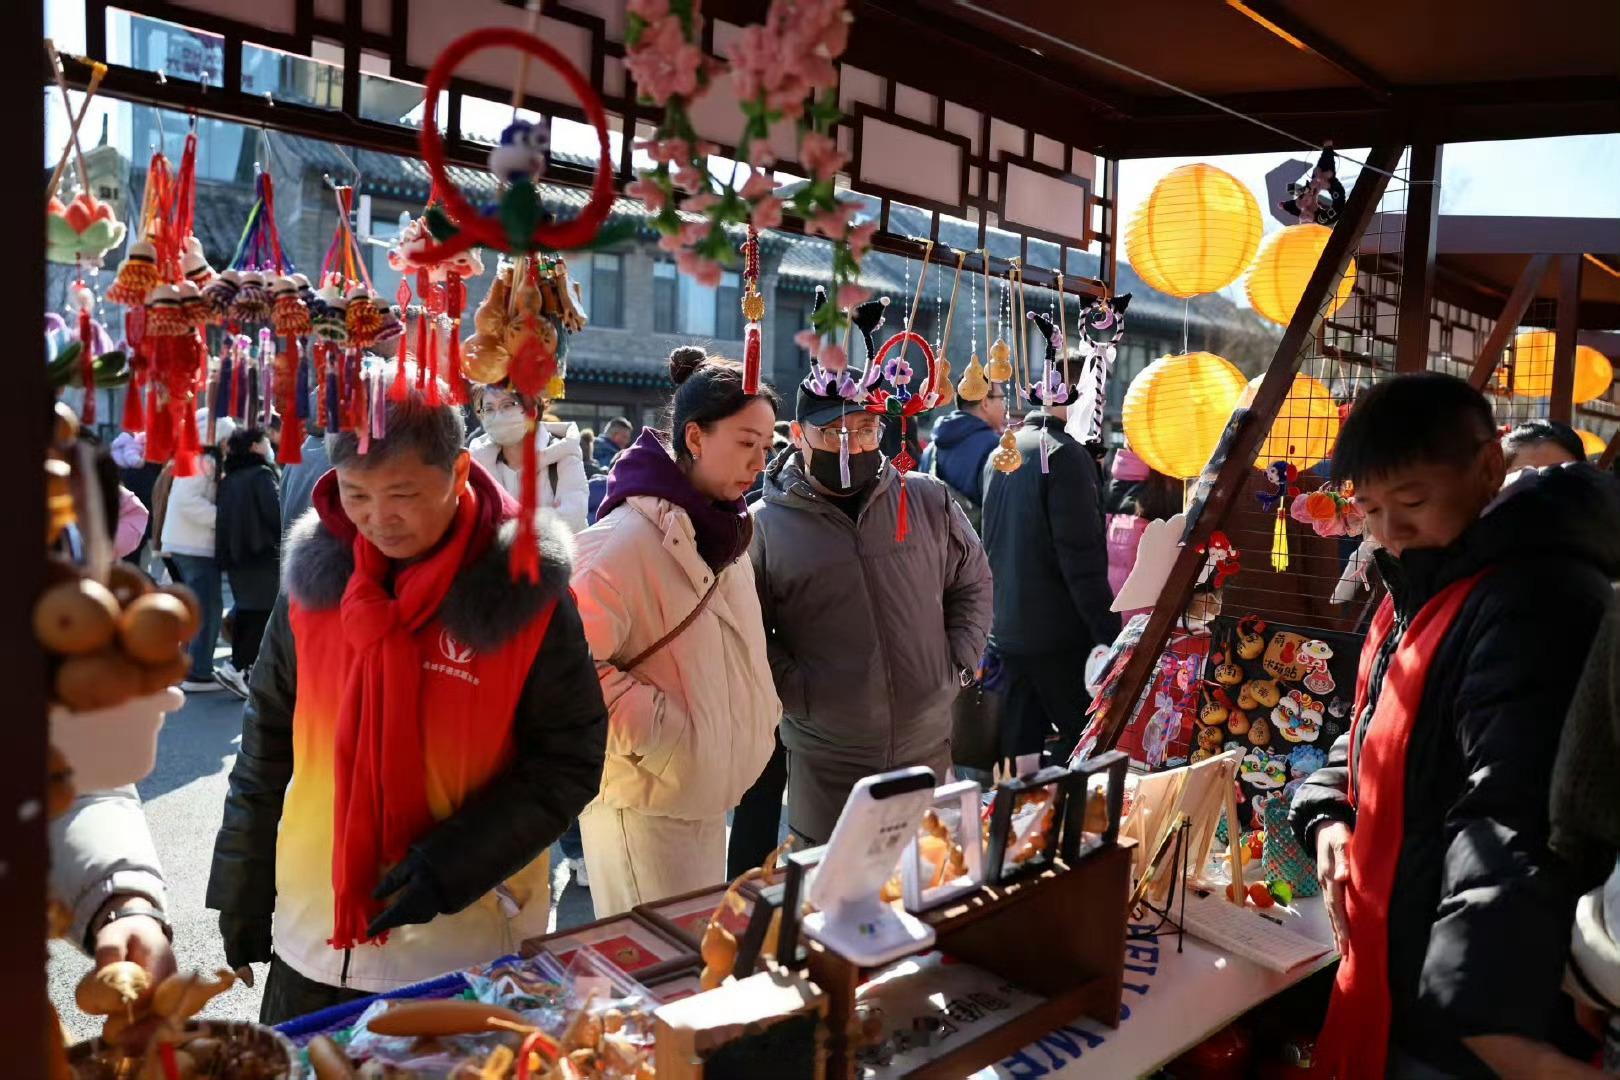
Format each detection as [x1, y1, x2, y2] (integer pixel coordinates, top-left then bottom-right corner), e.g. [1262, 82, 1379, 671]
[751, 342, 992, 844]
[208, 368, 607, 1022]
[922, 385, 1007, 531]
[594, 416, 634, 472]
[1292, 372, 1620, 1077]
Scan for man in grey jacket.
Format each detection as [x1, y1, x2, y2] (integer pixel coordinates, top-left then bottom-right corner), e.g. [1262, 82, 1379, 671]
[751, 359, 993, 844]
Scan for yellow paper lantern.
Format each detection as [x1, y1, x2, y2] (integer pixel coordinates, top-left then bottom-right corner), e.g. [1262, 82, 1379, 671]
[1246, 224, 1356, 327]
[1122, 351, 1249, 479]
[1504, 332, 1614, 403]
[1576, 428, 1607, 459]
[1249, 373, 1341, 469]
[1127, 164, 1263, 299]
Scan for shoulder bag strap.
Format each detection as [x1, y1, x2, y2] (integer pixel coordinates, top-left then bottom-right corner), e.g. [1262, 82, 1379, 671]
[622, 573, 722, 670]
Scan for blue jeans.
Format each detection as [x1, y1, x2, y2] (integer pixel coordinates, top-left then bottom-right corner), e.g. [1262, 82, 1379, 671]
[171, 554, 222, 681]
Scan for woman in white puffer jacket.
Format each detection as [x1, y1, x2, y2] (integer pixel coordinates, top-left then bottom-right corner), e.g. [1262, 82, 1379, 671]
[570, 347, 781, 916]
[468, 387, 589, 534]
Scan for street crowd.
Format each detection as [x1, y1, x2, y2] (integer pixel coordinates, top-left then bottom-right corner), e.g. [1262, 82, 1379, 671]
[51, 345, 1620, 1075]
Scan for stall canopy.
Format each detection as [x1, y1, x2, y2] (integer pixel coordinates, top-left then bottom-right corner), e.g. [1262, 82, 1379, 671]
[845, 0, 1620, 155]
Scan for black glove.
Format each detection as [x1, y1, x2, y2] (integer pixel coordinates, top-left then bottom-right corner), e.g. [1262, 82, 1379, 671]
[218, 911, 273, 970]
[367, 852, 447, 939]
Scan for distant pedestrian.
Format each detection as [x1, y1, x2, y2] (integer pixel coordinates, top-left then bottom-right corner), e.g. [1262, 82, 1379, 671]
[214, 428, 281, 695]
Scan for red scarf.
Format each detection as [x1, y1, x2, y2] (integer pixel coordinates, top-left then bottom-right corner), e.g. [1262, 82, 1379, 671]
[327, 485, 489, 949]
[1314, 570, 1489, 1078]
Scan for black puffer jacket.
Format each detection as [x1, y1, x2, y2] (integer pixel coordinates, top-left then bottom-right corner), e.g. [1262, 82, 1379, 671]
[214, 450, 281, 609]
[207, 480, 607, 989]
[980, 412, 1121, 656]
[1291, 464, 1620, 1074]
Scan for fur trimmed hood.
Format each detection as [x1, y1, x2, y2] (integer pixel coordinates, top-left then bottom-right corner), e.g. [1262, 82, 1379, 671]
[282, 493, 574, 653]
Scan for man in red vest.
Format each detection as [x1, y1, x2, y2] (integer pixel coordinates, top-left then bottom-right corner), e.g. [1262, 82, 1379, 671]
[207, 369, 607, 1023]
[1292, 373, 1620, 1078]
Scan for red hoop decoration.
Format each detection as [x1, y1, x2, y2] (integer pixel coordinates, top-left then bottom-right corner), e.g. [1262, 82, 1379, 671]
[416, 27, 615, 259]
[864, 331, 938, 418]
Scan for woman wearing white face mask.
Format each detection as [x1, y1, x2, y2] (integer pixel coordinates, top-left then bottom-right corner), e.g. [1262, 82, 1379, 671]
[469, 387, 590, 535]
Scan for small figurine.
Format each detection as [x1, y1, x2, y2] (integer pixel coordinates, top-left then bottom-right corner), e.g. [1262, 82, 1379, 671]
[1279, 144, 1347, 227]
[490, 117, 551, 184]
[1236, 616, 1267, 660]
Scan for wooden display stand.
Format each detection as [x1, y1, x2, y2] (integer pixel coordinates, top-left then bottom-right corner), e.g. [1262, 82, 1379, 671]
[807, 842, 1134, 1080]
[793, 752, 1135, 1080]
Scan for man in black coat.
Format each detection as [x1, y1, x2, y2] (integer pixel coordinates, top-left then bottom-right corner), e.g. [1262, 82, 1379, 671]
[980, 346, 1120, 771]
[1292, 373, 1620, 1077]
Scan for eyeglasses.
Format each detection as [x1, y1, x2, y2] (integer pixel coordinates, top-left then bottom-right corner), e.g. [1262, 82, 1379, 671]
[805, 422, 882, 451]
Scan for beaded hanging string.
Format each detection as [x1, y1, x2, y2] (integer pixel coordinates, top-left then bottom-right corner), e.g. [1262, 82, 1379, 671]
[837, 308, 856, 487]
[956, 249, 987, 401]
[740, 225, 765, 394]
[988, 259, 1026, 476]
[942, 250, 967, 402]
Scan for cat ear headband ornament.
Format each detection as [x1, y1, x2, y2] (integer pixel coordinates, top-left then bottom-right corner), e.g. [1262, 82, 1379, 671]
[1068, 292, 1131, 450]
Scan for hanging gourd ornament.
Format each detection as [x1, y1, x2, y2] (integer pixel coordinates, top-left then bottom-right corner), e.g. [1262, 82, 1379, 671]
[987, 336, 1013, 383]
[957, 353, 989, 401]
[991, 429, 1021, 473]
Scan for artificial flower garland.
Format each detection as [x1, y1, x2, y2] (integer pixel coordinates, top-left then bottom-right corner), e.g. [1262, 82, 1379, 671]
[624, 0, 871, 345]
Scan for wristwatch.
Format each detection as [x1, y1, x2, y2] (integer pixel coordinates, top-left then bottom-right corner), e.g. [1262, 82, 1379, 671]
[89, 898, 173, 947]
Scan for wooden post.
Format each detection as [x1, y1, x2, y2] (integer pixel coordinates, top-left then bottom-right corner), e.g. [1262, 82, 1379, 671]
[1395, 142, 1443, 373]
[1467, 253, 1552, 390]
[1097, 143, 1402, 754]
[1550, 253, 1584, 424]
[11, 10, 49, 1080]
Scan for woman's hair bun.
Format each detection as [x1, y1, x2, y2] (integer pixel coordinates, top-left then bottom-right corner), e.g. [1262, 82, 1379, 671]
[669, 346, 708, 385]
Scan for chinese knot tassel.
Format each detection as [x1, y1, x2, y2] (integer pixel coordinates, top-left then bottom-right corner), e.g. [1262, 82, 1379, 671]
[77, 307, 98, 425]
[509, 430, 542, 584]
[391, 306, 412, 401]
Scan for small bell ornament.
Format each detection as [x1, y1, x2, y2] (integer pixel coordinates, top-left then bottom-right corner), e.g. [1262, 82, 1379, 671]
[957, 352, 989, 401]
[203, 269, 241, 323]
[991, 428, 1022, 473]
[231, 270, 272, 323]
[271, 274, 312, 336]
[987, 336, 1013, 382]
[107, 238, 160, 307]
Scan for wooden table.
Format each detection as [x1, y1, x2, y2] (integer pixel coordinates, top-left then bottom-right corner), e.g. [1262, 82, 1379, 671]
[980, 895, 1337, 1078]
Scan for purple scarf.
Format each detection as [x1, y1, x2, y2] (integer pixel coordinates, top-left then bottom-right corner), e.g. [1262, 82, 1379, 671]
[597, 428, 751, 572]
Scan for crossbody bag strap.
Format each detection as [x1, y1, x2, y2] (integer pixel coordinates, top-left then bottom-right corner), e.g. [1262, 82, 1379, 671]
[622, 574, 722, 670]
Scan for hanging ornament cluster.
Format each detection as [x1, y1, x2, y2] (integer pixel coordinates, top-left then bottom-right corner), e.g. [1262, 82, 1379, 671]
[45, 46, 124, 269]
[105, 129, 211, 470]
[45, 45, 130, 422]
[409, 24, 613, 583]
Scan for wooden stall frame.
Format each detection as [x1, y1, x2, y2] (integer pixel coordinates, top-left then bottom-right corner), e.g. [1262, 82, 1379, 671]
[1096, 141, 1404, 754]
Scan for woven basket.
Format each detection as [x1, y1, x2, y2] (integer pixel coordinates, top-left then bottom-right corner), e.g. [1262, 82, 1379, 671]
[68, 1019, 302, 1079]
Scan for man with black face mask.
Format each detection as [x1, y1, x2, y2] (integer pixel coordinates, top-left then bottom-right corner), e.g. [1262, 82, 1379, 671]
[749, 292, 993, 845]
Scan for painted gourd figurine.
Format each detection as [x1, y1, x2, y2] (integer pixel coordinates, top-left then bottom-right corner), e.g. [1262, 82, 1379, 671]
[1226, 708, 1251, 736]
[1236, 616, 1267, 660]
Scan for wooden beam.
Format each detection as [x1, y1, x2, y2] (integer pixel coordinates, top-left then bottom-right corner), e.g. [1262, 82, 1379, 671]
[1097, 142, 1403, 754]
[1550, 253, 1585, 424]
[1396, 142, 1443, 372]
[1223, 0, 1392, 100]
[1598, 438, 1619, 472]
[1467, 253, 1552, 390]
